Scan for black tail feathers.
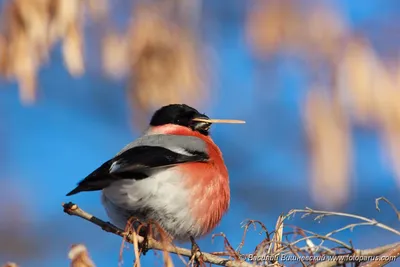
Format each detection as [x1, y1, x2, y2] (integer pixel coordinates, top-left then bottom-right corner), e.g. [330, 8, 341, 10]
[66, 177, 113, 196]
[66, 186, 83, 196]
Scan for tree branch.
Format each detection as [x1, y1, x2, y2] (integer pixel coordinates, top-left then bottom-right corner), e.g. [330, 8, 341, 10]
[62, 202, 254, 267]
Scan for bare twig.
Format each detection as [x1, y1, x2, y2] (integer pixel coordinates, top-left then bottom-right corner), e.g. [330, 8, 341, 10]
[285, 227, 351, 253]
[62, 202, 254, 267]
[288, 208, 400, 235]
[375, 197, 400, 221]
[212, 233, 241, 261]
[237, 220, 269, 255]
[287, 244, 306, 267]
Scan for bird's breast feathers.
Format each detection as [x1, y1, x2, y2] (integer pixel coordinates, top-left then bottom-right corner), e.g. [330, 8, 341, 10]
[102, 162, 229, 239]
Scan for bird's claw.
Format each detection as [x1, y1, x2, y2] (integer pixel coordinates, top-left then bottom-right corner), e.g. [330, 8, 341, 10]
[190, 236, 204, 267]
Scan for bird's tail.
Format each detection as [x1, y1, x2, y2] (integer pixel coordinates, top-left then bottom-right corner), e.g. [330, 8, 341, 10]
[66, 160, 113, 196]
[66, 179, 111, 196]
[66, 186, 83, 196]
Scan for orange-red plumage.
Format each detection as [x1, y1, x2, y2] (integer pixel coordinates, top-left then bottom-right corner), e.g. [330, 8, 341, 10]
[149, 124, 230, 234]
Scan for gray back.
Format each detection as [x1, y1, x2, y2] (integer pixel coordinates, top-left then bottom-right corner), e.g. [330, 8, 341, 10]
[116, 134, 208, 156]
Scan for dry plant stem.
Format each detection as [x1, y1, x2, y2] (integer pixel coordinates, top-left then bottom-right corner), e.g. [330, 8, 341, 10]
[375, 197, 400, 221]
[62, 202, 255, 267]
[310, 222, 370, 253]
[288, 228, 351, 252]
[237, 220, 269, 255]
[132, 230, 141, 267]
[289, 208, 400, 236]
[287, 244, 306, 267]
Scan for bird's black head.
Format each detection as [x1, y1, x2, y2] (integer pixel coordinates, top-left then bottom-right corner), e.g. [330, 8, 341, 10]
[150, 104, 211, 135]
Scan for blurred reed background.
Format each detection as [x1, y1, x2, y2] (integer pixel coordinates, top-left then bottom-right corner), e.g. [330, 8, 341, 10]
[1, 0, 400, 266]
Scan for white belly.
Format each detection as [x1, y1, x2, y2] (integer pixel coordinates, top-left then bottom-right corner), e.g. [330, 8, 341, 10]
[101, 168, 202, 241]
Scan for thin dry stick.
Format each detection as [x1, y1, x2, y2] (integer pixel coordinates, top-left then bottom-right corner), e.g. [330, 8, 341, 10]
[132, 230, 141, 267]
[310, 222, 370, 253]
[287, 244, 306, 267]
[275, 226, 344, 256]
[288, 208, 400, 236]
[237, 220, 269, 254]
[279, 222, 359, 256]
[62, 202, 255, 267]
[236, 221, 256, 255]
[212, 233, 241, 261]
[285, 227, 351, 253]
[375, 197, 400, 221]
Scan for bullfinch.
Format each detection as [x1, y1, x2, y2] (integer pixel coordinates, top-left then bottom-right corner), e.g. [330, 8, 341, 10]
[66, 103, 244, 243]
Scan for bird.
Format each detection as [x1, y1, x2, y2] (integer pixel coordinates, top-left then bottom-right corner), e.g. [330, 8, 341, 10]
[66, 103, 245, 244]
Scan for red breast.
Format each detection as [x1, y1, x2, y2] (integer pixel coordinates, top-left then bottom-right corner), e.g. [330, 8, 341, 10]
[148, 124, 230, 235]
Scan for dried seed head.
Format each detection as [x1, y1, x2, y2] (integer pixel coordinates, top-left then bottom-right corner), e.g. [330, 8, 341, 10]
[68, 244, 96, 267]
[0, 0, 86, 104]
[305, 88, 351, 209]
[125, 3, 208, 126]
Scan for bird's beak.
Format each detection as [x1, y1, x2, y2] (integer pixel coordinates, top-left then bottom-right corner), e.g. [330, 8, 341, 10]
[191, 118, 246, 124]
[191, 116, 245, 133]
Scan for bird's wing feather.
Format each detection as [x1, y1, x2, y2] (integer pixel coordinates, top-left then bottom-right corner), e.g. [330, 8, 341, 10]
[109, 145, 208, 175]
[66, 136, 209, 196]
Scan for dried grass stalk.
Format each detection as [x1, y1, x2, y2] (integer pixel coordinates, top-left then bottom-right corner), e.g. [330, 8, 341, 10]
[246, 0, 348, 60]
[272, 215, 284, 254]
[102, 32, 130, 79]
[0, 0, 207, 125]
[248, 0, 400, 207]
[85, 0, 108, 21]
[125, 3, 208, 124]
[337, 39, 400, 187]
[62, 21, 84, 76]
[305, 89, 351, 209]
[0, 0, 87, 103]
[337, 39, 380, 123]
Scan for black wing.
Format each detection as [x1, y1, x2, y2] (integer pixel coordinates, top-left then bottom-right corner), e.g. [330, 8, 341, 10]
[66, 145, 209, 196]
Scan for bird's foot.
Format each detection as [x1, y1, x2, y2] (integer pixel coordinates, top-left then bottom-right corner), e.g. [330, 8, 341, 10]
[124, 218, 150, 256]
[189, 236, 205, 267]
